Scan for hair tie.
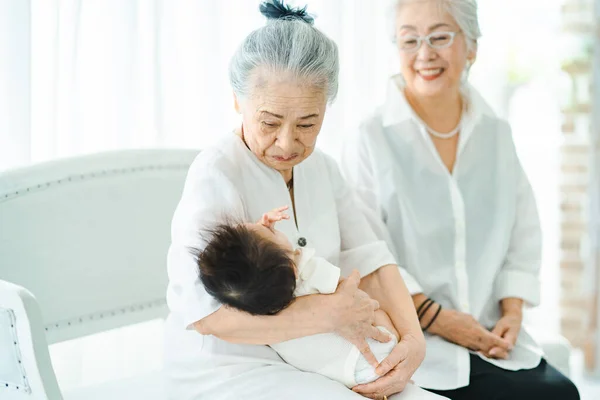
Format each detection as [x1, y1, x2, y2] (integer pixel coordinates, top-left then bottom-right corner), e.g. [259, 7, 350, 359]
[423, 304, 442, 332]
[259, 0, 314, 25]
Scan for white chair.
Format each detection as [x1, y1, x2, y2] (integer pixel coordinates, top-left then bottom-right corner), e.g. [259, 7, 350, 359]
[0, 149, 574, 400]
[0, 149, 198, 400]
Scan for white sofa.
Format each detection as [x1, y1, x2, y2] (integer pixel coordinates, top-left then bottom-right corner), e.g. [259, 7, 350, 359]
[0, 150, 573, 400]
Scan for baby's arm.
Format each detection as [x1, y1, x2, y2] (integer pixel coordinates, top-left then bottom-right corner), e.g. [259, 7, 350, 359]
[374, 309, 399, 341]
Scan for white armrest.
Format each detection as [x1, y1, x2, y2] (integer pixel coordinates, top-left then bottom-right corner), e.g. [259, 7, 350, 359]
[0, 279, 63, 400]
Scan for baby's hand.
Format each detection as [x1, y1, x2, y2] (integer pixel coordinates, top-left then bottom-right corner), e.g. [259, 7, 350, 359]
[259, 206, 290, 229]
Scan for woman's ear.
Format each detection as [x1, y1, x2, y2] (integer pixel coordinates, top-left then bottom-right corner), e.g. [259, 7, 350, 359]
[233, 92, 241, 114]
[467, 42, 478, 67]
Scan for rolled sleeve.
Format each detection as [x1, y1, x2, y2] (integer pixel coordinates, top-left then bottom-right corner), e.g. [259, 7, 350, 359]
[494, 269, 540, 307]
[339, 241, 396, 278]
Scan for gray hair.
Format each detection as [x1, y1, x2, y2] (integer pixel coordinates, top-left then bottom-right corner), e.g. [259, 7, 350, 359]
[229, 19, 339, 103]
[395, 0, 482, 52]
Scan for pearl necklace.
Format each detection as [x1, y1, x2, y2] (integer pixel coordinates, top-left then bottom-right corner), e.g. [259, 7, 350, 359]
[422, 100, 467, 140]
[426, 122, 461, 139]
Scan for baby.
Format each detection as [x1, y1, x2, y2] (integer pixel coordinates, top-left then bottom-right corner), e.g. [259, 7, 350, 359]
[195, 206, 399, 388]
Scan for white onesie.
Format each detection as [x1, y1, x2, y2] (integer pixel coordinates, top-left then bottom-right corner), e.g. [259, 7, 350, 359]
[270, 247, 398, 388]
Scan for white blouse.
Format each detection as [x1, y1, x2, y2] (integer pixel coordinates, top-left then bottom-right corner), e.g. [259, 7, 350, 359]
[163, 134, 400, 399]
[342, 75, 544, 391]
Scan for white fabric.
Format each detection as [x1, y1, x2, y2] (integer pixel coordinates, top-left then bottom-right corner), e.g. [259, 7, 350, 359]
[342, 75, 545, 391]
[164, 134, 446, 399]
[272, 248, 397, 388]
[354, 326, 399, 385]
[294, 247, 341, 296]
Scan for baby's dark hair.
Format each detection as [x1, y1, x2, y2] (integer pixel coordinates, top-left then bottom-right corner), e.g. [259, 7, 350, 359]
[195, 222, 297, 316]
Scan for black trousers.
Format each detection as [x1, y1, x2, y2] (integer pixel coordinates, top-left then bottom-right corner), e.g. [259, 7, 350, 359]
[425, 354, 580, 400]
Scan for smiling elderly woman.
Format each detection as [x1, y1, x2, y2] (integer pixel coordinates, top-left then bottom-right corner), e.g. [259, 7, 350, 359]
[162, 1, 446, 400]
[342, 1, 580, 400]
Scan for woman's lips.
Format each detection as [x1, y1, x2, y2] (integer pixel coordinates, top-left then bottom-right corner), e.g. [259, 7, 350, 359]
[418, 68, 444, 81]
[272, 155, 298, 162]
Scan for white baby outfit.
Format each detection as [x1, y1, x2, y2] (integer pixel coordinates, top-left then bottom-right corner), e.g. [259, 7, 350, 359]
[271, 247, 398, 387]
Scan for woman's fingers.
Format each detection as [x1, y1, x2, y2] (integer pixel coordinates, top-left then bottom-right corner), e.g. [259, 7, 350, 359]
[475, 329, 511, 357]
[351, 391, 381, 400]
[353, 375, 390, 394]
[491, 320, 508, 338]
[369, 325, 392, 344]
[353, 367, 408, 396]
[487, 331, 512, 351]
[503, 327, 519, 347]
[354, 338, 379, 368]
[485, 346, 509, 359]
[376, 342, 408, 376]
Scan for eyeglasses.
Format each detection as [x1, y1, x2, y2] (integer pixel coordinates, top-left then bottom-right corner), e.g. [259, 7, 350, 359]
[397, 31, 460, 53]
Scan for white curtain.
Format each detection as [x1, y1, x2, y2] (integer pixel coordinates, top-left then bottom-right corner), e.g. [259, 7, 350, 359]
[0, 0, 527, 170]
[0, 0, 30, 170]
[2, 0, 408, 171]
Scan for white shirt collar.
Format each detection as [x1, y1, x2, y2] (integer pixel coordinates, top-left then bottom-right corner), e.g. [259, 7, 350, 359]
[381, 74, 496, 129]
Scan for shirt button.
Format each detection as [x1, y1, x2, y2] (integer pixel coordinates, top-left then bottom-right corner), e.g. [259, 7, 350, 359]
[297, 237, 307, 247]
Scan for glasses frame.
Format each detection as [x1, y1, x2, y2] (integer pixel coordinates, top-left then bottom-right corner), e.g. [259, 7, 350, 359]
[397, 31, 460, 53]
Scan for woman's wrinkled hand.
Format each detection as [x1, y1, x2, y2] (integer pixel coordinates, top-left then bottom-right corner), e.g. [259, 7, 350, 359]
[428, 308, 512, 358]
[486, 313, 522, 359]
[330, 270, 392, 368]
[352, 334, 425, 399]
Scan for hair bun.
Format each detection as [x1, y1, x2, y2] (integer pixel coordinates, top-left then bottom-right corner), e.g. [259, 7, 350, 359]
[259, 0, 314, 25]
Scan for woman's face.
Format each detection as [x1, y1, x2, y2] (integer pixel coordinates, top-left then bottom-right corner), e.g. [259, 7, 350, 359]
[395, 0, 475, 99]
[235, 71, 327, 174]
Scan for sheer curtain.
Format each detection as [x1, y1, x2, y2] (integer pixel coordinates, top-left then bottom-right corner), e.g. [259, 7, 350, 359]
[2, 0, 402, 171]
[0, 0, 565, 389]
[1, 0, 534, 167]
[0, 0, 30, 170]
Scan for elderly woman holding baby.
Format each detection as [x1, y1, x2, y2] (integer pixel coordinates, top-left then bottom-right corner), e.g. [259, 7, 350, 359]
[163, 1, 440, 400]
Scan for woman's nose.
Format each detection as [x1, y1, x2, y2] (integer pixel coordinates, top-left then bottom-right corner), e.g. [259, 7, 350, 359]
[416, 41, 435, 61]
[276, 128, 296, 151]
